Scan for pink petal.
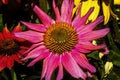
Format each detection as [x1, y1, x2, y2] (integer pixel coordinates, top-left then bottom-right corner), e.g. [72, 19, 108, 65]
[21, 21, 46, 32]
[85, 16, 104, 30]
[79, 28, 110, 41]
[24, 42, 44, 54]
[76, 16, 104, 34]
[52, 0, 60, 21]
[41, 54, 52, 79]
[60, 0, 69, 22]
[45, 54, 60, 80]
[33, 5, 54, 27]
[56, 61, 63, 80]
[61, 53, 86, 79]
[78, 41, 107, 51]
[15, 30, 44, 43]
[75, 44, 91, 53]
[27, 50, 50, 67]
[72, 7, 94, 29]
[22, 45, 46, 60]
[66, 0, 74, 23]
[71, 50, 96, 73]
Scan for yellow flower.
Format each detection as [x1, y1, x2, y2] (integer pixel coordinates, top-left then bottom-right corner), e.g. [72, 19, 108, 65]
[114, 0, 120, 5]
[73, 0, 119, 24]
[73, 0, 100, 23]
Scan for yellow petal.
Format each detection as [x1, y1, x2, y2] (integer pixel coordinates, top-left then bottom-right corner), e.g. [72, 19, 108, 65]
[81, 0, 100, 22]
[114, 0, 120, 5]
[102, 2, 110, 24]
[72, 0, 81, 15]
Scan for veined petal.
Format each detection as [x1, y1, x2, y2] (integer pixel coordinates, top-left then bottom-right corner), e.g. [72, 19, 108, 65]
[52, 0, 60, 21]
[21, 21, 46, 32]
[27, 50, 50, 67]
[79, 28, 110, 41]
[60, 0, 69, 21]
[75, 44, 91, 53]
[66, 0, 74, 23]
[22, 45, 46, 60]
[15, 30, 44, 43]
[56, 60, 63, 80]
[45, 54, 60, 80]
[71, 51, 96, 73]
[102, 2, 110, 24]
[62, 53, 86, 79]
[24, 42, 44, 54]
[72, 7, 94, 29]
[33, 5, 54, 27]
[41, 54, 52, 79]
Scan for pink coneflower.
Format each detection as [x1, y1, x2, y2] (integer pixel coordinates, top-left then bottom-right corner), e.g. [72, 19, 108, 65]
[15, 0, 110, 80]
[0, 24, 28, 71]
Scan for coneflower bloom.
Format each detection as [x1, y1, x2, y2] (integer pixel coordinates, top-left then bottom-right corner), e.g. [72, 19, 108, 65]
[0, 24, 28, 71]
[15, 0, 110, 80]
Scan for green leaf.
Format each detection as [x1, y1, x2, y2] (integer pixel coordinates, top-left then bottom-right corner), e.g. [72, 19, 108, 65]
[109, 50, 120, 67]
[87, 51, 101, 60]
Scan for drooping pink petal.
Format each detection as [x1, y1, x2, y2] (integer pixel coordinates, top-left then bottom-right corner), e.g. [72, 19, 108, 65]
[72, 7, 94, 29]
[60, 0, 69, 22]
[41, 53, 52, 80]
[56, 60, 63, 80]
[21, 21, 46, 32]
[52, 0, 60, 21]
[24, 42, 44, 54]
[87, 72, 94, 78]
[78, 41, 107, 51]
[45, 54, 60, 80]
[32, 5, 54, 27]
[22, 45, 46, 60]
[15, 30, 44, 43]
[27, 50, 50, 67]
[61, 53, 86, 79]
[71, 50, 96, 73]
[79, 28, 110, 41]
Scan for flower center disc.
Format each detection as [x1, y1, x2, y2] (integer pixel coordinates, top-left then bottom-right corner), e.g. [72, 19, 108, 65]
[44, 22, 78, 54]
[0, 39, 20, 55]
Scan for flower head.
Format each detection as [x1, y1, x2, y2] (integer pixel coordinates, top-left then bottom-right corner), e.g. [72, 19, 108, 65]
[0, 23, 28, 71]
[15, 0, 110, 80]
